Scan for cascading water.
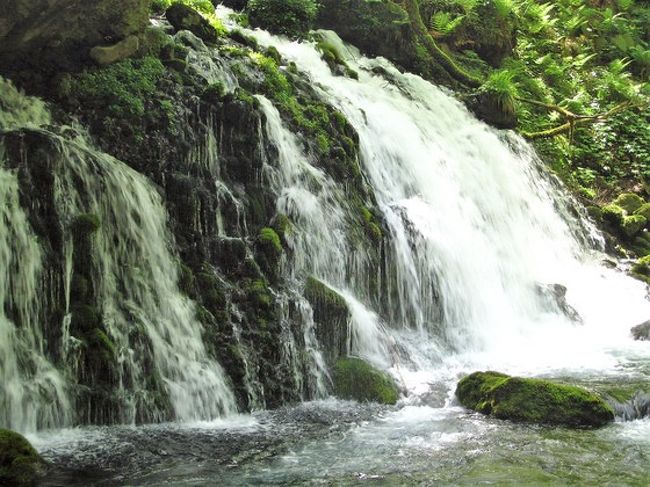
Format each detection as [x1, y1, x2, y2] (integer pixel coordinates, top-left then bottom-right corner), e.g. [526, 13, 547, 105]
[0, 79, 235, 431]
[225, 16, 650, 387]
[5, 8, 649, 484]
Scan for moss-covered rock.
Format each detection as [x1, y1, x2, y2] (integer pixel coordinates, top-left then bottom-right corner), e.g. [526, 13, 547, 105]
[634, 202, 650, 221]
[613, 193, 644, 214]
[621, 214, 647, 238]
[166, 3, 220, 44]
[601, 203, 625, 226]
[456, 371, 614, 428]
[631, 255, 650, 284]
[333, 357, 399, 405]
[0, 429, 43, 486]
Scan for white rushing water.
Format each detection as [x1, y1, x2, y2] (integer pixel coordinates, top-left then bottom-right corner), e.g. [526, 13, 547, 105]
[217, 8, 650, 391]
[0, 79, 235, 431]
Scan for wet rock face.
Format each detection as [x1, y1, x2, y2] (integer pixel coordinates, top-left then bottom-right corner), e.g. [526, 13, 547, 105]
[534, 283, 583, 324]
[456, 371, 614, 428]
[0, 0, 149, 69]
[631, 320, 650, 341]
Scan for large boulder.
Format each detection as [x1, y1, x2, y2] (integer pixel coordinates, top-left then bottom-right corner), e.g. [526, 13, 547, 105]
[456, 371, 614, 428]
[333, 357, 399, 405]
[0, 0, 149, 70]
[0, 429, 44, 486]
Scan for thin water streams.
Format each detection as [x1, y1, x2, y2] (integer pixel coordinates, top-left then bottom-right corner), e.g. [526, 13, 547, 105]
[2, 7, 650, 484]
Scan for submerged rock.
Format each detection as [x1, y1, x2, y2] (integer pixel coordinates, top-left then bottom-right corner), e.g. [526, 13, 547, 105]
[456, 371, 614, 428]
[631, 320, 650, 341]
[333, 357, 399, 405]
[0, 429, 43, 486]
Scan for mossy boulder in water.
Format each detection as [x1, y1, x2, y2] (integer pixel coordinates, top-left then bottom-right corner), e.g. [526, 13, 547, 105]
[0, 429, 43, 486]
[456, 371, 614, 428]
[333, 357, 399, 405]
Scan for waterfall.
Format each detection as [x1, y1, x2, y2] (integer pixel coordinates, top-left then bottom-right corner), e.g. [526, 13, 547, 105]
[0, 80, 235, 431]
[218, 11, 650, 382]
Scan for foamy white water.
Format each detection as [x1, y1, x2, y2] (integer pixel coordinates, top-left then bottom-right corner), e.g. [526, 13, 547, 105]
[217, 9, 650, 391]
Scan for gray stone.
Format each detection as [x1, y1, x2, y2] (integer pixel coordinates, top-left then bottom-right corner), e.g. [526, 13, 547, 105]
[631, 320, 650, 341]
[90, 35, 139, 65]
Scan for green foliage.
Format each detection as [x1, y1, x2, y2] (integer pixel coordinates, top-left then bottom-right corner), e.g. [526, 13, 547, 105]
[481, 68, 519, 115]
[431, 12, 465, 36]
[456, 371, 614, 428]
[247, 0, 319, 38]
[333, 357, 399, 405]
[64, 57, 165, 119]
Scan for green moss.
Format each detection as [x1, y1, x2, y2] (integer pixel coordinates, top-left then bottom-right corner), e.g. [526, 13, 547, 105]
[631, 255, 650, 283]
[229, 29, 260, 49]
[456, 371, 615, 428]
[613, 193, 644, 214]
[165, 2, 225, 42]
[62, 56, 165, 120]
[601, 203, 625, 226]
[0, 429, 42, 486]
[305, 277, 347, 315]
[359, 205, 383, 242]
[333, 357, 399, 405]
[272, 214, 292, 240]
[245, 278, 273, 309]
[621, 214, 647, 238]
[259, 227, 282, 253]
[634, 202, 650, 221]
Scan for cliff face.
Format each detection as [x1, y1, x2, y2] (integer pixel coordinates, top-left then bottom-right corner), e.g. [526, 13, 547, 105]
[0, 7, 385, 424]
